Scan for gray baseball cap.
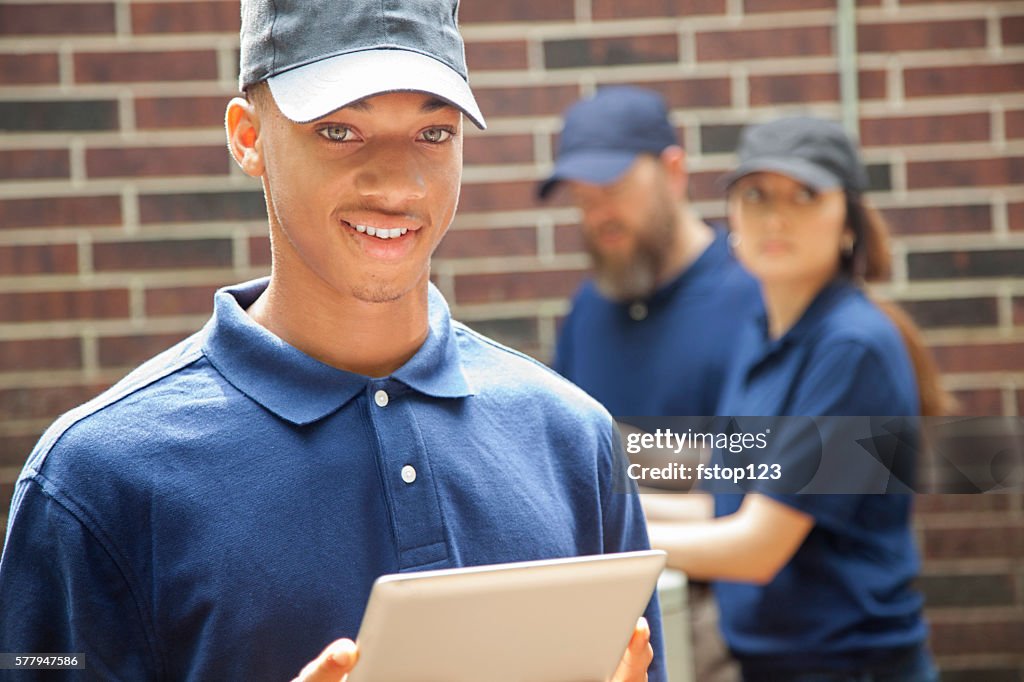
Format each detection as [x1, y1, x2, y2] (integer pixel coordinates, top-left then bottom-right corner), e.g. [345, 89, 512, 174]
[721, 116, 867, 193]
[239, 0, 486, 129]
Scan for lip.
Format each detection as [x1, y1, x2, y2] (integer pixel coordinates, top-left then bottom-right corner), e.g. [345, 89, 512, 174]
[758, 239, 793, 254]
[340, 217, 422, 260]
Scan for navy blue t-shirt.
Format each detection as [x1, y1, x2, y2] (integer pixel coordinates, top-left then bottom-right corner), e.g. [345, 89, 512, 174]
[554, 228, 760, 417]
[713, 278, 928, 672]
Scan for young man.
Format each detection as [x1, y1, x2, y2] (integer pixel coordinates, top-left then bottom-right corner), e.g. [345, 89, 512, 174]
[0, 2, 663, 681]
[540, 87, 760, 419]
[539, 88, 762, 682]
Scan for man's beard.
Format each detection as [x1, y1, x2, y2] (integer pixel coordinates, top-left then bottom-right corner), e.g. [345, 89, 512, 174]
[586, 198, 678, 302]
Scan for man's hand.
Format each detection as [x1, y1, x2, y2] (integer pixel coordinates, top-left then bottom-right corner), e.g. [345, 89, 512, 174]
[292, 638, 358, 682]
[610, 616, 654, 682]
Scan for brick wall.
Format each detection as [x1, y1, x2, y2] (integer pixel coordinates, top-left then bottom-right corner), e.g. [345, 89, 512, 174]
[1, 0, 1022, 677]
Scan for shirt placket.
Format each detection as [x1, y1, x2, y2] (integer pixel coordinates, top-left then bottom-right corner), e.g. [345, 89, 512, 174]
[367, 380, 450, 571]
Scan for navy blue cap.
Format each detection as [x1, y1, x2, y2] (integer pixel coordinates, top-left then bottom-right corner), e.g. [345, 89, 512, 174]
[538, 86, 678, 199]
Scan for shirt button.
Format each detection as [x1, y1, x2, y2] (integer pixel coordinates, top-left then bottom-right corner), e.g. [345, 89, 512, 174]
[629, 302, 648, 321]
[401, 465, 417, 484]
[374, 389, 389, 407]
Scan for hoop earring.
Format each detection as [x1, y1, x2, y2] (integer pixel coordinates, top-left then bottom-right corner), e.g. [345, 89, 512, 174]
[728, 232, 742, 251]
[841, 233, 855, 257]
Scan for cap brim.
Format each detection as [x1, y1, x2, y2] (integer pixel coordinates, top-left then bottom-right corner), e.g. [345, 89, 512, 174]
[537, 150, 638, 199]
[719, 157, 843, 192]
[267, 49, 486, 130]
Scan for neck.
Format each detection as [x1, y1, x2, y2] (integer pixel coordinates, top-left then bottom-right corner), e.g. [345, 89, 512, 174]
[660, 208, 714, 284]
[760, 274, 838, 340]
[248, 269, 431, 378]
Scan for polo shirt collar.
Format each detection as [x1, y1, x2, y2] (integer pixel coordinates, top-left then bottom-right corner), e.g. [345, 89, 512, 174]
[752, 277, 855, 358]
[203, 278, 473, 425]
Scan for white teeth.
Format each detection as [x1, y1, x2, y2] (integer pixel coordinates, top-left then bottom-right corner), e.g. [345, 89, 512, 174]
[350, 223, 411, 240]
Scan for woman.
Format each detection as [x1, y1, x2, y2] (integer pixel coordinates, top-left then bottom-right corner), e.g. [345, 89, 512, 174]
[645, 116, 948, 681]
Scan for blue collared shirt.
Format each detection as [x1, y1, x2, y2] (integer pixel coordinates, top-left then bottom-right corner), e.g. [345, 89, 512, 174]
[0, 279, 664, 681]
[553, 227, 761, 417]
[712, 278, 927, 671]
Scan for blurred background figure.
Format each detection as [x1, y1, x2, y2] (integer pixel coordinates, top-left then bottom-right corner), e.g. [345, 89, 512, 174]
[539, 86, 762, 682]
[646, 116, 951, 682]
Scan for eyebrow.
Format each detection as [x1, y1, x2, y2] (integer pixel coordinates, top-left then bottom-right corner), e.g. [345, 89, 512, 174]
[344, 96, 455, 114]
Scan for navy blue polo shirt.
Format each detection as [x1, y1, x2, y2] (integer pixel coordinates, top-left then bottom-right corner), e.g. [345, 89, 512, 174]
[712, 278, 927, 672]
[554, 228, 760, 417]
[0, 278, 665, 682]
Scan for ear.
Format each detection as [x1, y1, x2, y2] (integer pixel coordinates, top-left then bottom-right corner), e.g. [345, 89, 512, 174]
[659, 145, 688, 199]
[226, 97, 264, 177]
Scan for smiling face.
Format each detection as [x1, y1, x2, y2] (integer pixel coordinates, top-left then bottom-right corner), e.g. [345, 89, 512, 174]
[727, 172, 850, 292]
[234, 89, 464, 305]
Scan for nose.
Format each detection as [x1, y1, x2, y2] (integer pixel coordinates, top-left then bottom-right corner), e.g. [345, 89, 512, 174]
[353, 140, 427, 206]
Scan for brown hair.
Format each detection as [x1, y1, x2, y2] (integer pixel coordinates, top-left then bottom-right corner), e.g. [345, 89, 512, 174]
[844, 196, 955, 417]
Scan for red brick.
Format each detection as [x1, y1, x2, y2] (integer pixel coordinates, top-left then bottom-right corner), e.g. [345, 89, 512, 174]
[0, 196, 121, 230]
[932, 342, 1024, 373]
[881, 204, 991, 236]
[948, 388, 1005, 416]
[600, 78, 732, 110]
[463, 318, 540, 358]
[472, 85, 580, 119]
[0, 3, 115, 35]
[1002, 15, 1024, 45]
[916, 572, 1017, 608]
[545, 35, 679, 69]
[249, 235, 271, 267]
[139, 191, 265, 224]
[135, 96, 230, 130]
[1006, 110, 1024, 139]
[930, 619, 1024, 657]
[744, 0, 832, 10]
[750, 70, 885, 105]
[0, 149, 70, 181]
[0, 289, 129, 323]
[0, 54, 59, 85]
[131, 1, 239, 34]
[858, 20, 986, 53]
[0, 337, 82, 372]
[86, 146, 228, 179]
[460, 181, 558, 213]
[554, 224, 585, 254]
[460, 1, 574, 22]
[914, 494, 1013, 514]
[697, 26, 831, 61]
[92, 239, 233, 272]
[0, 244, 78, 275]
[435, 227, 537, 259]
[1011, 203, 1024, 232]
[0, 434, 44, 469]
[0, 100, 119, 132]
[454, 269, 585, 304]
[861, 113, 990, 147]
[688, 170, 725, 203]
[908, 157, 1024, 189]
[1014, 296, 1024, 325]
[593, 0, 724, 18]
[145, 285, 221, 317]
[74, 50, 218, 84]
[924, 523, 1024, 560]
[465, 40, 529, 71]
[98, 333, 191, 368]
[0, 384, 107, 421]
[464, 134, 534, 166]
[899, 297, 998, 329]
[908, 249, 1023, 280]
[905, 63, 1024, 98]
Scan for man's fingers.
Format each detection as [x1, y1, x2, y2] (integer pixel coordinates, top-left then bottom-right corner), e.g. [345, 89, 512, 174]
[611, 617, 653, 682]
[293, 638, 359, 682]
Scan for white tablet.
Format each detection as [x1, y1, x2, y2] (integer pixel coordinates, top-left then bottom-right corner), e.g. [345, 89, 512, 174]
[346, 550, 667, 682]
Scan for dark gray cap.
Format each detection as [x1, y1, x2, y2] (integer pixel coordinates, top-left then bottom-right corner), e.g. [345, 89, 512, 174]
[721, 116, 867, 193]
[239, 0, 485, 129]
